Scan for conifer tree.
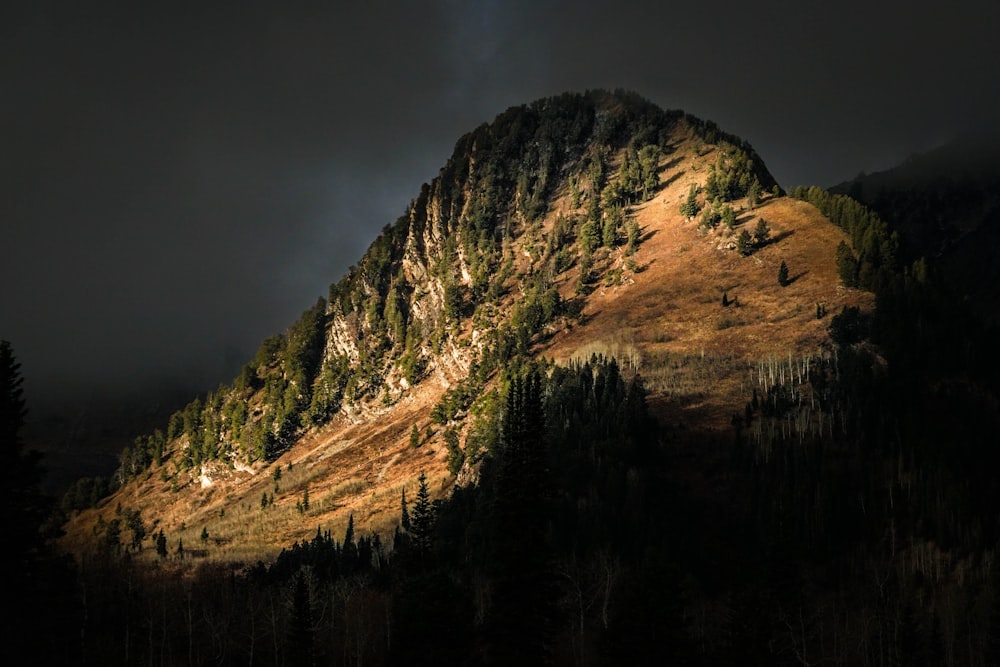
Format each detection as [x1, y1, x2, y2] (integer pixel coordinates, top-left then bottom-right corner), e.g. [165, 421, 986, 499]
[2, 341, 79, 662]
[155, 530, 168, 557]
[753, 217, 771, 246]
[445, 427, 464, 475]
[737, 229, 753, 255]
[343, 513, 355, 549]
[778, 260, 789, 286]
[721, 204, 736, 230]
[485, 371, 555, 665]
[410, 471, 434, 554]
[836, 240, 860, 287]
[747, 176, 762, 209]
[400, 488, 411, 532]
[680, 183, 701, 218]
[342, 513, 357, 569]
[1, 341, 50, 571]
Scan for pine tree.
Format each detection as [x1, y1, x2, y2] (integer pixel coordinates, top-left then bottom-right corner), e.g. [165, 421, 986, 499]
[343, 513, 355, 549]
[400, 488, 411, 532]
[721, 204, 736, 230]
[836, 240, 859, 287]
[410, 471, 434, 554]
[155, 530, 168, 557]
[680, 183, 701, 218]
[638, 144, 660, 200]
[409, 423, 420, 449]
[342, 513, 357, 570]
[485, 371, 556, 665]
[2, 338, 28, 460]
[3, 341, 80, 661]
[778, 260, 789, 286]
[753, 217, 771, 246]
[444, 427, 464, 475]
[747, 176, 762, 209]
[737, 229, 753, 255]
[625, 217, 641, 255]
[1, 341, 49, 571]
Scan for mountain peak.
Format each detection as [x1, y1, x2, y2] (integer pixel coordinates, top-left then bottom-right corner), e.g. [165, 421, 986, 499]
[60, 91, 863, 562]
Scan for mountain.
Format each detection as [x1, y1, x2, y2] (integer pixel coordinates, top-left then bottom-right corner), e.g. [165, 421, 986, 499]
[46, 90, 1000, 664]
[60, 90, 866, 560]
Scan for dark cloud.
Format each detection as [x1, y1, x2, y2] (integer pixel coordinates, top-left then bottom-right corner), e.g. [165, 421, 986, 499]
[3, 0, 998, 409]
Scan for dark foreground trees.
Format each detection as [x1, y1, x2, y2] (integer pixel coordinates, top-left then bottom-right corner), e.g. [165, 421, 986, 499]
[1, 340, 80, 663]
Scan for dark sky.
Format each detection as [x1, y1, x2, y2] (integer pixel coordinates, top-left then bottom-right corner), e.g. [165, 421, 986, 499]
[4, 0, 999, 409]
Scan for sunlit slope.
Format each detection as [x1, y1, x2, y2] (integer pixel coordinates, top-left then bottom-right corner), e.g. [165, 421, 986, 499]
[60, 93, 872, 565]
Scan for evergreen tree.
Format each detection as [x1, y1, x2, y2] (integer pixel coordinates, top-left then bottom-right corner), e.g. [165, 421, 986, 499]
[836, 240, 860, 287]
[155, 530, 168, 558]
[410, 471, 435, 555]
[485, 372, 556, 665]
[444, 427, 464, 475]
[778, 260, 789, 286]
[409, 423, 420, 449]
[625, 217, 641, 255]
[400, 488, 411, 532]
[720, 204, 736, 230]
[680, 183, 701, 218]
[601, 208, 619, 247]
[737, 229, 753, 255]
[0, 340, 48, 568]
[342, 513, 357, 569]
[638, 144, 660, 200]
[343, 513, 355, 549]
[2, 341, 79, 662]
[747, 176, 762, 209]
[700, 205, 722, 230]
[753, 217, 771, 246]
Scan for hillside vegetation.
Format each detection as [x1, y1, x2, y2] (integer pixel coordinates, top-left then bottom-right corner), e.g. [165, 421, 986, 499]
[61, 90, 857, 561]
[36, 90, 1000, 665]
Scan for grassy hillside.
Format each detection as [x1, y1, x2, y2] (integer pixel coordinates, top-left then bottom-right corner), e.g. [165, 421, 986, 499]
[60, 94, 869, 564]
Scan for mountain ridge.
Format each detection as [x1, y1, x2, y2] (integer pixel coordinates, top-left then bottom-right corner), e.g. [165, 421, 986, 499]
[59, 89, 870, 563]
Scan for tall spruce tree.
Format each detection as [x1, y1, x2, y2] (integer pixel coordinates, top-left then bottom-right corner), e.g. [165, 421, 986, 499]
[1, 340, 49, 571]
[1, 341, 78, 662]
[778, 260, 789, 286]
[409, 471, 435, 555]
[485, 371, 556, 665]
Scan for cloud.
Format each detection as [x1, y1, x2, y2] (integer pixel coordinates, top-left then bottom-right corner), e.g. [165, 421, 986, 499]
[2, 0, 998, 410]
